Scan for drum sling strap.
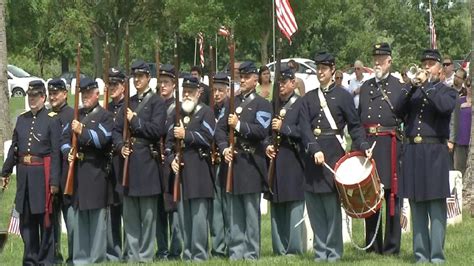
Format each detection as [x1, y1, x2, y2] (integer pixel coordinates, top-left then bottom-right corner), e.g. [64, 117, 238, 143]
[317, 87, 346, 151]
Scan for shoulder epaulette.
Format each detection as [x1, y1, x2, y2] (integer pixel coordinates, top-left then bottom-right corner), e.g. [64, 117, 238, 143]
[48, 112, 58, 117]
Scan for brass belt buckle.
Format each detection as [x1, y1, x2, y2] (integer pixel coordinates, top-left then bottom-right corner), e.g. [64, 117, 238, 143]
[76, 152, 84, 161]
[24, 154, 32, 164]
[313, 128, 322, 136]
[414, 136, 423, 144]
[368, 127, 377, 134]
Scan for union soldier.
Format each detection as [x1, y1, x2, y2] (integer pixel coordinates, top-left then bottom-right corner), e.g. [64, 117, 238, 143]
[106, 67, 127, 262]
[394, 49, 457, 263]
[1, 80, 61, 265]
[61, 77, 113, 264]
[299, 52, 371, 262]
[215, 61, 272, 260]
[47, 78, 74, 264]
[112, 60, 167, 262]
[210, 72, 230, 257]
[155, 63, 183, 260]
[167, 75, 216, 261]
[264, 65, 305, 255]
[359, 43, 403, 254]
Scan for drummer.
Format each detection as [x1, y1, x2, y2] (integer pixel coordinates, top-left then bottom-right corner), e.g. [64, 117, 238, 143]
[358, 43, 403, 254]
[298, 51, 372, 262]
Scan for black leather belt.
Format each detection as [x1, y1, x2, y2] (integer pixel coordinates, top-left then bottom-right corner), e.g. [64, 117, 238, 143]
[131, 137, 153, 146]
[19, 154, 44, 165]
[312, 128, 341, 136]
[407, 136, 446, 144]
[365, 125, 397, 134]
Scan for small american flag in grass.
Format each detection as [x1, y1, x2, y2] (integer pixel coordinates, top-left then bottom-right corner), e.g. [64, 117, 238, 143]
[8, 208, 21, 236]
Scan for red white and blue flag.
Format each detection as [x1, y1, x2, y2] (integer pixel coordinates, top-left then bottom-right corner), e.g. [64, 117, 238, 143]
[428, 1, 437, 49]
[275, 0, 298, 44]
[8, 208, 21, 236]
[198, 32, 205, 68]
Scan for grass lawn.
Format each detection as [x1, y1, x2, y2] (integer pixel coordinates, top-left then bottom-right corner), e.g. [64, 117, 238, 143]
[2, 97, 474, 265]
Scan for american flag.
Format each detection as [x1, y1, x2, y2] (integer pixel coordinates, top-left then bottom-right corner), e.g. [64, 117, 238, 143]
[8, 208, 21, 236]
[428, 1, 437, 49]
[197, 32, 205, 68]
[218, 26, 230, 38]
[275, 0, 298, 44]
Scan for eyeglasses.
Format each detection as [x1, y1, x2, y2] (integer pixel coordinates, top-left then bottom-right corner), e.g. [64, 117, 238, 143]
[443, 63, 452, 67]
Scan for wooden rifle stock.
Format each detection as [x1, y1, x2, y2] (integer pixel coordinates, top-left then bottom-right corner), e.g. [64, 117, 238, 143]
[267, 38, 283, 194]
[64, 43, 81, 196]
[225, 35, 235, 193]
[209, 45, 218, 164]
[172, 35, 182, 202]
[122, 25, 131, 187]
[103, 36, 110, 110]
[155, 39, 165, 164]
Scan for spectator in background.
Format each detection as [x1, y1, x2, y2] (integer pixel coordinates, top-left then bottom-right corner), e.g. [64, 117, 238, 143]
[287, 59, 306, 96]
[442, 56, 455, 87]
[191, 65, 211, 105]
[448, 69, 471, 178]
[334, 70, 345, 88]
[256, 65, 273, 101]
[346, 60, 367, 109]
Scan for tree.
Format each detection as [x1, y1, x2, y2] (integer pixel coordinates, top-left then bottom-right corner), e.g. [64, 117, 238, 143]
[0, 0, 12, 157]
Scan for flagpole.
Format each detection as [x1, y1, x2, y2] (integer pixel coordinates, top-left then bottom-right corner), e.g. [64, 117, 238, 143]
[272, 0, 276, 63]
[194, 37, 197, 66]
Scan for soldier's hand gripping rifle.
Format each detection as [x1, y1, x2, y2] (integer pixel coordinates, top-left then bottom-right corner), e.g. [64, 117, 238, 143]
[225, 32, 235, 193]
[267, 38, 283, 194]
[172, 34, 182, 202]
[121, 25, 131, 187]
[103, 36, 110, 110]
[64, 43, 81, 196]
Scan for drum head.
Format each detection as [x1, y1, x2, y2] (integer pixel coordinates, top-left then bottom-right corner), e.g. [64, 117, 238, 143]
[335, 155, 373, 185]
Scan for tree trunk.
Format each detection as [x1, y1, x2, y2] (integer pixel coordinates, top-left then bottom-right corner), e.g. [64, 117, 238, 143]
[93, 30, 103, 79]
[260, 30, 270, 65]
[0, 0, 12, 157]
[61, 54, 69, 74]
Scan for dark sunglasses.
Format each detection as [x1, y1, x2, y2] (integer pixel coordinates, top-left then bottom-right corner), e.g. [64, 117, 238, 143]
[443, 63, 452, 67]
[335, 76, 343, 80]
[355, 67, 361, 71]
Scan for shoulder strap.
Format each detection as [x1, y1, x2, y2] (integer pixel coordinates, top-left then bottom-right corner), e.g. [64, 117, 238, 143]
[316, 88, 346, 150]
[134, 90, 154, 115]
[80, 105, 101, 125]
[236, 92, 257, 113]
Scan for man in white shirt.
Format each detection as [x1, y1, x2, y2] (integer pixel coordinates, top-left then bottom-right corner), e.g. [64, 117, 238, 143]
[346, 60, 367, 108]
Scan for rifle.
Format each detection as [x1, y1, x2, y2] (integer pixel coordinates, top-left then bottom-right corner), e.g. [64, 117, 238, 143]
[64, 43, 81, 196]
[121, 24, 131, 187]
[103, 35, 110, 110]
[267, 38, 283, 194]
[172, 34, 182, 202]
[225, 32, 235, 193]
[209, 45, 218, 164]
[155, 38, 165, 164]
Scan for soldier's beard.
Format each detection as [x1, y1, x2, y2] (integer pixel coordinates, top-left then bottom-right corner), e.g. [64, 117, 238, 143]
[375, 67, 384, 79]
[182, 98, 197, 113]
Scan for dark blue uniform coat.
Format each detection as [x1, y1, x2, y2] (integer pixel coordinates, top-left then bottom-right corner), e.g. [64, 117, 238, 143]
[166, 104, 216, 200]
[265, 94, 305, 203]
[61, 104, 113, 210]
[215, 92, 272, 195]
[394, 81, 457, 201]
[112, 90, 167, 196]
[299, 84, 369, 193]
[2, 107, 61, 214]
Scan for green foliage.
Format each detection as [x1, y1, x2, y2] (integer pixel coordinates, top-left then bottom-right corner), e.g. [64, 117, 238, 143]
[4, 0, 470, 77]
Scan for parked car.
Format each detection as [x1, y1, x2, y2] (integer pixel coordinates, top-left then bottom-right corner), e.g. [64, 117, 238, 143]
[59, 71, 89, 87]
[7, 64, 45, 97]
[267, 58, 320, 92]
